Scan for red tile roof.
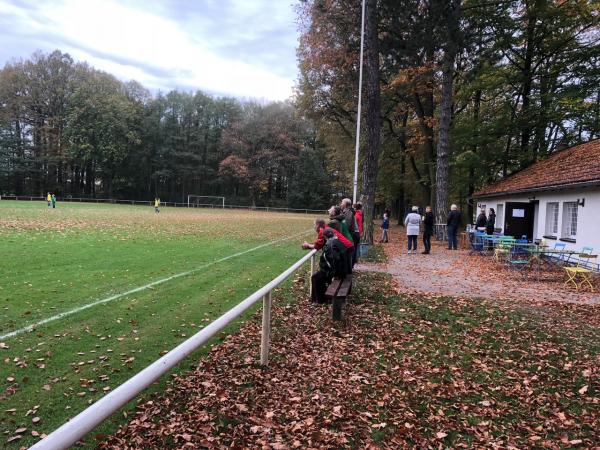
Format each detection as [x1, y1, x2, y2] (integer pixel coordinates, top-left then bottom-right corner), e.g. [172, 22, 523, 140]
[473, 139, 600, 198]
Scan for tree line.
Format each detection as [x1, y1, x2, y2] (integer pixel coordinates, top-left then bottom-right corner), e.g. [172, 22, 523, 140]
[296, 0, 599, 236]
[0, 50, 331, 207]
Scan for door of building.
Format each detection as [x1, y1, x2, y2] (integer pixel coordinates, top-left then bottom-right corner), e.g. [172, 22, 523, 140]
[504, 202, 535, 240]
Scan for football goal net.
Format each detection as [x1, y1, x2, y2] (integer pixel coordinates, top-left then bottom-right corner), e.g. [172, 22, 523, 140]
[187, 195, 225, 208]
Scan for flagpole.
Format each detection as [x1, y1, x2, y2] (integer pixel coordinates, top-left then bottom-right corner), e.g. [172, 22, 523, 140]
[352, 0, 366, 204]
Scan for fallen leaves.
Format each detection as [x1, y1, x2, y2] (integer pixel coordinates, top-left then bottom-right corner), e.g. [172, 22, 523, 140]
[83, 256, 598, 448]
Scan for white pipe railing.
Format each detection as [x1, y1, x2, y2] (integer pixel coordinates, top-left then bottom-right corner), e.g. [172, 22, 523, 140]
[30, 250, 317, 450]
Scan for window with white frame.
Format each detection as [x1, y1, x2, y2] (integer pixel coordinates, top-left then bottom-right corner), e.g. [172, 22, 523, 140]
[496, 204, 504, 230]
[561, 202, 578, 239]
[545, 202, 559, 236]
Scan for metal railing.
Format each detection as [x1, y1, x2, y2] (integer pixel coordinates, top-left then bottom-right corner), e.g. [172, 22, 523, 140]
[0, 195, 325, 214]
[30, 250, 318, 450]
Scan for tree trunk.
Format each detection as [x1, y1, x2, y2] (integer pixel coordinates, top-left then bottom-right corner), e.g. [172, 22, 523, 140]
[434, 0, 460, 229]
[434, 53, 453, 227]
[359, 0, 381, 245]
[519, 2, 537, 159]
[467, 90, 482, 220]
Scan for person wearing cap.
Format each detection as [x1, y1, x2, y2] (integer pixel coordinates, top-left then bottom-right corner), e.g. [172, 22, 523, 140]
[404, 206, 421, 254]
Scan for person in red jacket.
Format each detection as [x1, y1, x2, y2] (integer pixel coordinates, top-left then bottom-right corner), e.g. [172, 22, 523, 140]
[302, 218, 354, 274]
[354, 202, 364, 237]
[303, 219, 353, 250]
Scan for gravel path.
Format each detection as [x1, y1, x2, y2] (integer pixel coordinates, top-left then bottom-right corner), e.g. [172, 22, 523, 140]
[357, 224, 600, 305]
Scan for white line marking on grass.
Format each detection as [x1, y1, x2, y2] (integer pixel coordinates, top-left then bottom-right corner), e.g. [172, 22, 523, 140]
[0, 230, 312, 340]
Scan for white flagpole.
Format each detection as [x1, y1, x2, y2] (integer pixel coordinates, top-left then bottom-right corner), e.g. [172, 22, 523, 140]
[353, 0, 366, 204]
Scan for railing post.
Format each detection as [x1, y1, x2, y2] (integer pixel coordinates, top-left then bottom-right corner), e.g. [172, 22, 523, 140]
[309, 253, 315, 296]
[260, 291, 272, 366]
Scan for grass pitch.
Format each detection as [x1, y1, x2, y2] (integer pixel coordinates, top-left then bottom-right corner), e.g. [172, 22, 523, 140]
[0, 201, 315, 447]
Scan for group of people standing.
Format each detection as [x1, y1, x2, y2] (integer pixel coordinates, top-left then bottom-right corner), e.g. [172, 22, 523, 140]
[403, 206, 435, 254]
[46, 192, 57, 208]
[401, 204, 467, 253]
[302, 198, 363, 304]
[474, 207, 496, 235]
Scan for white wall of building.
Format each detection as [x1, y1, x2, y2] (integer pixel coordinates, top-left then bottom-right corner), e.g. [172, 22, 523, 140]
[475, 188, 600, 252]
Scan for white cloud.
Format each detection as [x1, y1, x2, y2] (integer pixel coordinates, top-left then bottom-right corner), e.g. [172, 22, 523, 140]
[0, 0, 298, 100]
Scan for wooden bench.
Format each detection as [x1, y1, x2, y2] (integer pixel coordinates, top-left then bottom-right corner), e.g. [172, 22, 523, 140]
[325, 274, 352, 321]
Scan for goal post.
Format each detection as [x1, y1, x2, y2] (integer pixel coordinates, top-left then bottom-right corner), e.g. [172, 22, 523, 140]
[187, 195, 225, 209]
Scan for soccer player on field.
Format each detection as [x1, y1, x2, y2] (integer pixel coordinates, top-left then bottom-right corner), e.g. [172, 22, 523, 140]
[46, 192, 52, 208]
[154, 198, 160, 214]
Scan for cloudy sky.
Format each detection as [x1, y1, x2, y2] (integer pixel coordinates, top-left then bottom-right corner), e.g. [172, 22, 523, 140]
[0, 0, 300, 100]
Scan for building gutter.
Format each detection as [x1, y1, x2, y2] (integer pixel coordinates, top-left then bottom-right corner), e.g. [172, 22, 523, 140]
[472, 180, 600, 200]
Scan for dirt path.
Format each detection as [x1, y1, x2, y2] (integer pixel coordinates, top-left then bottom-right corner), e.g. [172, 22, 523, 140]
[357, 224, 600, 305]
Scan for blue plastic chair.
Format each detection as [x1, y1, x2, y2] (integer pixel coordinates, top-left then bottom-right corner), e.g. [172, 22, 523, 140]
[577, 247, 594, 269]
[552, 242, 568, 266]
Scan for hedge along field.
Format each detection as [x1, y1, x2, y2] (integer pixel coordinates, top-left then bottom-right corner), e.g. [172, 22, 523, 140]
[0, 201, 316, 447]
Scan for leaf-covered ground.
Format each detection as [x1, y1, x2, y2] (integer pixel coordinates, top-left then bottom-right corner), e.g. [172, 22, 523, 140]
[365, 225, 600, 306]
[99, 270, 599, 449]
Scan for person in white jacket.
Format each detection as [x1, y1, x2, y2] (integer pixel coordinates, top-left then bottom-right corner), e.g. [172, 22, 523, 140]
[405, 206, 421, 254]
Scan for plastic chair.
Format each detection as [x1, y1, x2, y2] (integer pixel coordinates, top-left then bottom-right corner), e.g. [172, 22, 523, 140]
[494, 240, 513, 262]
[508, 246, 533, 276]
[552, 242, 569, 266]
[469, 233, 485, 255]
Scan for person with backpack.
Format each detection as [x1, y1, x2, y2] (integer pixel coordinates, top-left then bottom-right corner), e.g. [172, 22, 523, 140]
[309, 229, 348, 304]
[302, 218, 353, 275]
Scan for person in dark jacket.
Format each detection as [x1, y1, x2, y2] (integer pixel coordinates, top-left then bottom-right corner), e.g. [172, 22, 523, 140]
[328, 206, 353, 242]
[486, 208, 496, 235]
[310, 229, 348, 304]
[342, 198, 360, 265]
[475, 207, 487, 231]
[446, 204, 462, 250]
[380, 213, 390, 243]
[329, 206, 355, 272]
[422, 206, 434, 254]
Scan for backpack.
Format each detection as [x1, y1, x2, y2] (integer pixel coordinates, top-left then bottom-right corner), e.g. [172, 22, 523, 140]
[320, 238, 348, 278]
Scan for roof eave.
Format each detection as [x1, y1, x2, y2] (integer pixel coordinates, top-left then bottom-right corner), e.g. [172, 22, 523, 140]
[472, 179, 600, 199]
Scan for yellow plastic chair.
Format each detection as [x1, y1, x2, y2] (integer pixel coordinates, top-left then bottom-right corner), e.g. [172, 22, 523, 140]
[564, 254, 597, 292]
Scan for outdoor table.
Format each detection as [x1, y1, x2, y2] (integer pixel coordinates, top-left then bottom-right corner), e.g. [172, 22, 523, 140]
[526, 248, 579, 281]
